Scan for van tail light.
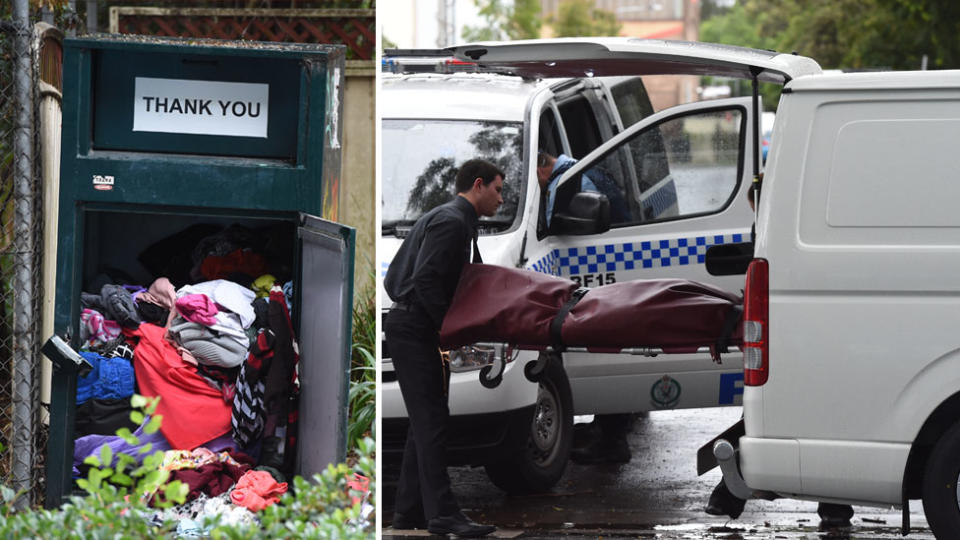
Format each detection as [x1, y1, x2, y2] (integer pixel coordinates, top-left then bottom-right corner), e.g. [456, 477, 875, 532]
[743, 258, 769, 386]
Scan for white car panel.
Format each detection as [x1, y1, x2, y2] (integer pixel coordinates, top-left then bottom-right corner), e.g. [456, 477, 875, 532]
[798, 439, 908, 505]
[381, 357, 539, 418]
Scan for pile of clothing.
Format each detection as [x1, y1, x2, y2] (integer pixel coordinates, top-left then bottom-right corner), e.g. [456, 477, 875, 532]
[72, 268, 300, 517]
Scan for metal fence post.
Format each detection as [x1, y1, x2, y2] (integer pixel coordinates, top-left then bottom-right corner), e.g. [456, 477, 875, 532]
[11, 0, 37, 508]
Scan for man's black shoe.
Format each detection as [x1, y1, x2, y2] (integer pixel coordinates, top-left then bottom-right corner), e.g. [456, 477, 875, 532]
[817, 503, 853, 528]
[704, 479, 746, 519]
[427, 511, 496, 537]
[570, 437, 631, 465]
[392, 512, 427, 530]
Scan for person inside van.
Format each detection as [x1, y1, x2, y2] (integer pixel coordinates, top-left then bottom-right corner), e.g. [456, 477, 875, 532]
[704, 178, 854, 529]
[384, 159, 503, 537]
[536, 151, 631, 226]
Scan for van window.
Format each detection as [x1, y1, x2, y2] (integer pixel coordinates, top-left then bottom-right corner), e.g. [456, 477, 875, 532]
[539, 109, 564, 158]
[586, 107, 744, 225]
[557, 95, 602, 159]
[609, 78, 655, 128]
[381, 119, 522, 231]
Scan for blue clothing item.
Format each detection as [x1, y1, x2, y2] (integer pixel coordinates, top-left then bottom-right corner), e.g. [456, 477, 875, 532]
[76, 351, 135, 405]
[545, 154, 598, 227]
[282, 280, 294, 313]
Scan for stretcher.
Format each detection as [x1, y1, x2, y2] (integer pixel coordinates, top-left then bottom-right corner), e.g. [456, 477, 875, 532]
[439, 264, 744, 388]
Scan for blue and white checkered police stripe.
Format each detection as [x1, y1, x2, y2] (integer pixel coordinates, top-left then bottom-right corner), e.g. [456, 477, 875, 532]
[528, 232, 749, 276]
[380, 261, 389, 278]
[529, 251, 559, 275]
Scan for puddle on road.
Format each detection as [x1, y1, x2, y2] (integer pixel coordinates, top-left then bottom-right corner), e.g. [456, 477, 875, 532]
[385, 523, 934, 540]
[500, 522, 936, 540]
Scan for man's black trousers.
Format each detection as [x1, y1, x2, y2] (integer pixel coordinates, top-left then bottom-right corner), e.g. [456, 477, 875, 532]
[385, 307, 460, 520]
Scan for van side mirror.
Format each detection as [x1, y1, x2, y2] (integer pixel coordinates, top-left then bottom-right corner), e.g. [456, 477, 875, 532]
[551, 191, 611, 236]
[705, 242, 754, 275]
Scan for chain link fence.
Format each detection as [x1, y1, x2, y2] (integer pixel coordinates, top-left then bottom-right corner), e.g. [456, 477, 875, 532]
[1, 4, 48, 506]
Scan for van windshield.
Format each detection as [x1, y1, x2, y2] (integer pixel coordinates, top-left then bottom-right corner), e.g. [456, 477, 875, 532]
[382, 119, 523, 235]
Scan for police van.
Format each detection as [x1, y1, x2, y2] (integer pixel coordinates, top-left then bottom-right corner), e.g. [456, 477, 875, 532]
[379, 42, 802, 493]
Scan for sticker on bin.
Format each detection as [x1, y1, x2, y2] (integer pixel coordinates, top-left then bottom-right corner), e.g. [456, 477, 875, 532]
[92, 175, 114, 191]
[133, 77, 269, 138]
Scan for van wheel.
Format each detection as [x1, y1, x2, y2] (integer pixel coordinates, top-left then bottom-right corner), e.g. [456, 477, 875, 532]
[484, 357, 573, 494]
[922, 421, 960, 538]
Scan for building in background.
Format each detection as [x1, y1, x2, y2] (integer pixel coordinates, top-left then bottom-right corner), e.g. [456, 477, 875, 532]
[380, 0, 480, 48]
[541, 0, 700, 110]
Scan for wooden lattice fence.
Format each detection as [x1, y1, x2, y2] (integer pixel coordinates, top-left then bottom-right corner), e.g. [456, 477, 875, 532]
[109, 7, 375, 60]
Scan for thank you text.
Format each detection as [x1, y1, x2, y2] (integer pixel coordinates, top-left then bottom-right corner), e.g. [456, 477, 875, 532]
[133, 77, 269, 138]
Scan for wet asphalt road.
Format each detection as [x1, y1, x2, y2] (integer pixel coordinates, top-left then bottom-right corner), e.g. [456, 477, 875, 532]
[383, 407, 934, 539]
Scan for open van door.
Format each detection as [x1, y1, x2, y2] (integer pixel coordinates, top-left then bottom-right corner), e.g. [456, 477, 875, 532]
[553, 96, 756, 230]
[536, 97, 758, 412]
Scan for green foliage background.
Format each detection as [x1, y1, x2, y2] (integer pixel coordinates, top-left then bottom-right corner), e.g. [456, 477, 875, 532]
[348, 281, 376, 452]
[702, 0, 960, 71]
[551, 0, 621, 37]
[463, 0, 543, 41]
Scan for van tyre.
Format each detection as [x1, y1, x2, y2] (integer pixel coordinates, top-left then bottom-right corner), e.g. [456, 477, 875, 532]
[922, 421, 960, 538]
[484, 358, 573, 494]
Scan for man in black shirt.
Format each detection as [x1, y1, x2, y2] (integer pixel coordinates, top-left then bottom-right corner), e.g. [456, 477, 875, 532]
[385, 159, 504, 537]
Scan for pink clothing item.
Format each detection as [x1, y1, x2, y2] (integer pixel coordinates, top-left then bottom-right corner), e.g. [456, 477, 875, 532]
[138, 277, 176, 310]
[175, 294, 219, 326]
[81, 309, 122, 347]
[178, 347, 198, 366]
[347, 473, 370, 506]
[230, 470, 288, 512]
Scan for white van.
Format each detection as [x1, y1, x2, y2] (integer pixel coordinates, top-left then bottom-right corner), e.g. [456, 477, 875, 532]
[381, 40, 815, 494]
[710, 69, 960, 538]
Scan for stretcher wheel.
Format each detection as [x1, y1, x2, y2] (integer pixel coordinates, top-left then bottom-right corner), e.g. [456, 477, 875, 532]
[524, 356, 549, 382]
[479, 364, 503, 389]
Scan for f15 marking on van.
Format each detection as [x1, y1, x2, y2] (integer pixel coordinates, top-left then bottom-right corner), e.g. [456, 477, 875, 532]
[529, 232, 749, 277]
[718, 372, 744, 405]
[571, 273, 615, 286]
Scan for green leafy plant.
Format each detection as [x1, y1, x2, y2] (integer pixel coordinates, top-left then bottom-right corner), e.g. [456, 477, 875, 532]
[348, 282, 376, 451]
[0, 396, 187, 537]
[77, 395, 188, 509]
[0, 403, 376, 538]
[210, 436, 375, 539]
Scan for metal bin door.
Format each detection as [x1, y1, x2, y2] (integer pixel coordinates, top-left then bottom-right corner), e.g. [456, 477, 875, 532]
[295, 213, 355, 475]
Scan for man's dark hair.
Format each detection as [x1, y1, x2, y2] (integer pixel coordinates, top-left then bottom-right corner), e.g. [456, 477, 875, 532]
[536, 151, 555, 168]
[455, 159, 505, 194]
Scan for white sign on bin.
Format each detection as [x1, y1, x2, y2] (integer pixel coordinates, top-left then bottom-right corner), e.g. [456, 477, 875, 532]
[133, 77, 269, 138]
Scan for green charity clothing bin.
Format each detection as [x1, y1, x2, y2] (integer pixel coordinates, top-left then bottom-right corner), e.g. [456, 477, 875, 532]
[45, 35, 354, 508]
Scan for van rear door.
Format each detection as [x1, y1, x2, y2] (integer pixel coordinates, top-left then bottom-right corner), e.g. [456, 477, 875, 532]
[527, 96, 757, 413]
[445, 38, 821, 83]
